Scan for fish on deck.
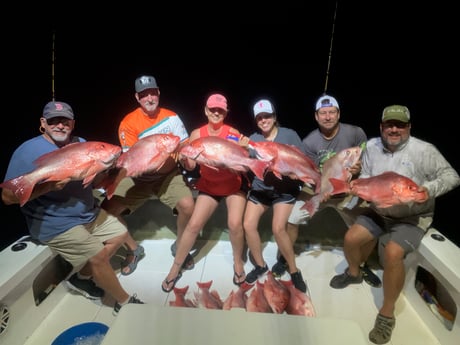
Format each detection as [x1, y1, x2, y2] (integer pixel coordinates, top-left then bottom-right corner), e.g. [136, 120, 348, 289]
[246, 280, 272, 313]
[169, 285, 197, 308]
[222, 285, 251, 310]
[179, 136, 269, 180]
[280, 279, 316, 317]
[329, 171, 429, 208]
[193, 280, 224, 310]
[0, 141, 121, 207]
[263, 271, 290, 314]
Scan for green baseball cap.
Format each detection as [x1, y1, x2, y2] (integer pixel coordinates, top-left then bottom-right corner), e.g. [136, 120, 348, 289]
[382, 105, 410, 123]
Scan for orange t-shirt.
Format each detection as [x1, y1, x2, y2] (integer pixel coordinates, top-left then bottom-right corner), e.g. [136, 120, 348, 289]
[118, 107, 189, 179]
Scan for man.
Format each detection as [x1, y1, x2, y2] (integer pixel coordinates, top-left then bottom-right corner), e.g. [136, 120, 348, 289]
[101, 75, 196, 272]
[273, 94, 380, 286]
[1, 101, 143, 315]
[329, 105, 460, 344]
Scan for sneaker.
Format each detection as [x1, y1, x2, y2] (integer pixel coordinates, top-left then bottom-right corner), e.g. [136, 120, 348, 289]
[170, 241, 198, 258]
[66, 273, 104, 300]
[271, 255, 288, 277]
[245, 264, 269, 284]
[113, 294, 144, 316]
[369, 314, 395, 344]
[361, 263, 382, 288]
[290, 270, 307, 293]
[329, 268, 363, 289]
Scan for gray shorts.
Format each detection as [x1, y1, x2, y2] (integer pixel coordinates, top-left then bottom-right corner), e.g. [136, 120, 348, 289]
[109, 170, 193, 214]
[356, 211, 425, 257]
[43, 209, 127, 269]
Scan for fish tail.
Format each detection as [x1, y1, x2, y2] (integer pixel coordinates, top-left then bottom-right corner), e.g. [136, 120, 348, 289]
[196, 280, 213, 289]
[301, 197, 318, 218]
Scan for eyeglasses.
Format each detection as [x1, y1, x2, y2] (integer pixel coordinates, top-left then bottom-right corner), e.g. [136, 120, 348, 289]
[382, 121, 409, 129]
[45, 117, 73, 126]
[208, 107, 226, 115]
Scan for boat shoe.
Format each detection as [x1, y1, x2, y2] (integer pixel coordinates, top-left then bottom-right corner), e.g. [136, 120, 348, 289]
[329, 268, 363, 289]
[368, 313, 395, 344]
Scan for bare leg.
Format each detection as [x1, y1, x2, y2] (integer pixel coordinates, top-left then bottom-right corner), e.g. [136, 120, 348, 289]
[225, 192, 247, 282]
[379, 241, 405, 317]
[243, 201, 267, 268]
[162, 194, 218, 291]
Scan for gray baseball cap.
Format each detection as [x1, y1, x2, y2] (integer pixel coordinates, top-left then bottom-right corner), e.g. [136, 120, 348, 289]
[135, 75, 158, 93]
[42, 101, 74, 119]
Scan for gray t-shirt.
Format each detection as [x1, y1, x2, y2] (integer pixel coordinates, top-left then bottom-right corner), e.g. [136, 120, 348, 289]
[302, 122, 367, 170]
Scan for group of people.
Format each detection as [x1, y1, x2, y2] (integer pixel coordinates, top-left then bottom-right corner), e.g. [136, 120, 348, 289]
[2, 75, 459, 344]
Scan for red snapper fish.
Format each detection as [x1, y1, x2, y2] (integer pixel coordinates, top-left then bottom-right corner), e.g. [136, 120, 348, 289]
[169, 285, 197, 308]
[263, 271, 290, 314]
[280, 279, 316, 317]
[222, 285, 250, 310]
[0, 141, 121, 207]
[246, 280, 272, 313]
[301, 146, 362, 216]
[250, 141, 321, 193]
[329, 171, 428, 208]
[99, 133, 180, 199]
[179, 136, 269, 180]
[193, 280, 224, 309]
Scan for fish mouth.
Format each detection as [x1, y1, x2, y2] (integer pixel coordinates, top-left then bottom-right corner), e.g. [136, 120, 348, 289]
[102, 153, 121, 166]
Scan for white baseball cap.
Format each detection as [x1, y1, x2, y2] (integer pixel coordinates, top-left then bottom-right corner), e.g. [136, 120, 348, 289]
[253, 99, 275, 117]
[315, 95, 339, 111]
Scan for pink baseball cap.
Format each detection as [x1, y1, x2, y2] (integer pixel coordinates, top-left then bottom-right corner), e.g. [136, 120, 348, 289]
[206, 94, 228, 111]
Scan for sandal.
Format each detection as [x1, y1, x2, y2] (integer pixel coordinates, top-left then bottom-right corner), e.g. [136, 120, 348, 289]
[233, 270, 246, 286]
[121, 245, 145, 276]
[182, 253, 195, 270]
[161, 272, 183, 293]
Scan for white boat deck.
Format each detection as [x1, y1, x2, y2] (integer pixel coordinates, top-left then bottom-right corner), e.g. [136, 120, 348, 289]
[1, 200, 458, 345]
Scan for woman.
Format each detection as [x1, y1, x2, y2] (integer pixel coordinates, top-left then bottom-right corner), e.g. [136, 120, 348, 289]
[243, 99, 307, 292]
[161, 93, 250, 292]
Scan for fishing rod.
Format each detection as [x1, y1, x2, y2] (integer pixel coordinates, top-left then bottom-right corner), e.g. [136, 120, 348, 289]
[323, 0, 339, 94]
[51, 31, 56, 101]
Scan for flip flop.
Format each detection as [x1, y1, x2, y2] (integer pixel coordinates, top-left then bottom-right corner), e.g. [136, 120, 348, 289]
[233, 270, 246, 286]
[121, 245, 145, 276]
[161, 272, 183, 293]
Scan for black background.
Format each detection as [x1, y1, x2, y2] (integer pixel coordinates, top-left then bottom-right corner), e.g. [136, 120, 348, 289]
[2, 2, 459, 249]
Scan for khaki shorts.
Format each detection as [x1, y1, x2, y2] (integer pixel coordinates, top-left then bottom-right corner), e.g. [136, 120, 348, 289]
[109, 170, 193, 214]
[43, 209, 127, 269]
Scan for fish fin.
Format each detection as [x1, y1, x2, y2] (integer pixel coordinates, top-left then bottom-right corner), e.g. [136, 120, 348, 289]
[250, 160, 269, 180]
[104, 169, 127, 200]
[329, 177, 350, 195]
[82, 173, 97, 188]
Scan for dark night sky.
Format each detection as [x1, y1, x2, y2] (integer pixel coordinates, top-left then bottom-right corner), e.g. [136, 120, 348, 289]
[2, 2, 459, 249]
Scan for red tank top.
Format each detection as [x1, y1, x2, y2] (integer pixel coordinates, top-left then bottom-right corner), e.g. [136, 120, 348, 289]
[195, 125, 242, 196]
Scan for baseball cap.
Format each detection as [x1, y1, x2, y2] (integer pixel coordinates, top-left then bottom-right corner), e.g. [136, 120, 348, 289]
[42, 101, 74, 120]
[135, 75, 158, 93]
[382, 105, 410, 123]
[206, 94, 228, 111]
[315, 95, 339, 111]
[253, 99, 275, 117]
